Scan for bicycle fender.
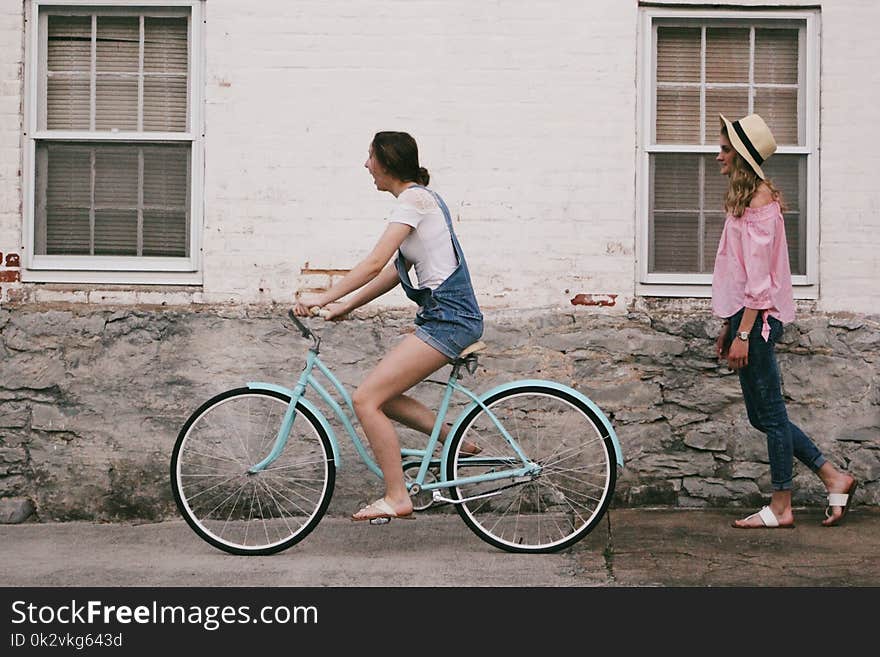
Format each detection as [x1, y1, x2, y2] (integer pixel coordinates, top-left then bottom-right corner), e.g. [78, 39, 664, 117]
[442, 379, 624, 469]
[246, 382, 342, 467]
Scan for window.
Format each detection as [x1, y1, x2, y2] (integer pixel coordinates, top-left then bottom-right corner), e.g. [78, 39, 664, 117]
[637, 8, 819, 295]
[24, 1, 203, 284]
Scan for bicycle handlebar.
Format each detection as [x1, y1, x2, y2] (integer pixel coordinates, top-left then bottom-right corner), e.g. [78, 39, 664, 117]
[287, 307, 329, 347]
[287, 308, 312, 339]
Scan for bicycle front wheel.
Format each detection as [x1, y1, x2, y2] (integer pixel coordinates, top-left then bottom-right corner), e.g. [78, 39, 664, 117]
[171, 388, 335, 555]
[446, 384, 616, 553]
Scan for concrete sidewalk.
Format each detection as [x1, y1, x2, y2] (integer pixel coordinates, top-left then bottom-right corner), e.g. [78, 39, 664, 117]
[1, 507, 878, 587]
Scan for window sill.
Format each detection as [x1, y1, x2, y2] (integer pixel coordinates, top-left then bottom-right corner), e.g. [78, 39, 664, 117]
[636, 282, 818, 301]
[21, 269, 203, 286]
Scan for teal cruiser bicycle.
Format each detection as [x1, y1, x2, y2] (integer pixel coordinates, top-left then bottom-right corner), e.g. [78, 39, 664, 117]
[170, 309, 624, 555]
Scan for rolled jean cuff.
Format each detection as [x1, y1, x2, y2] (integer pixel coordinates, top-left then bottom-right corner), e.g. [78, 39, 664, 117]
[772, 479, 794, 492]
[808, 454, 827, 473]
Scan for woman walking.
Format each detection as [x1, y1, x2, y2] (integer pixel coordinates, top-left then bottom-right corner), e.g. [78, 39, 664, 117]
[712, 113, 856, 528]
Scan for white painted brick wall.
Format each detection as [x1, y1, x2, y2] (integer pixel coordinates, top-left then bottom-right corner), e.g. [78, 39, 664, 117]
[1, 1, 878, 314]
[816, 0, 880, 314]
[202, 0, 639, 311]
[0, 0, 22, 263]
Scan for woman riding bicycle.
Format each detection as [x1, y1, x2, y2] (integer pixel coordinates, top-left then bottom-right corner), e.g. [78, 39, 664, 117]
[294, 131, 483, 522]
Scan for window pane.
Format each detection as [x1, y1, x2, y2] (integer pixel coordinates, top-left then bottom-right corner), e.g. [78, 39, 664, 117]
[144, 17, 188, 131]
[94, 147, 137, 255]
[96, 17, 139, 73]
[36, 144, 91, 255]
[705, 89, 749, 143]
[95, 147, 138, 206]
[47, 16, 92, 130]
[44, 144, 91, 206]
[96, 76, 138, 130]
[653, 153, 699, 210]
[755, 28, 798, 84]
[144, 77, 187, 131]
[144, 211, 186, 256]
[651, 153, 701, 272]
[754, 88, 799, 145]
[47, 77, 90, 130]
[652, 213, 699, 272]
[143, 142, 189, 257]
[145, 17, 187, 73]
[144, 146, 188, 206]
[95, 210, 137, 255]
[657, 27, 700, 83]
[706, 28, 749, 83]
[47, 15, 91, 72]
[656, 88, 699, 143]
[46, 209, 91, 255]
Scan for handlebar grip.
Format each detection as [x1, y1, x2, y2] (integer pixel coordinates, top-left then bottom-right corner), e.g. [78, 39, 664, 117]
[287, 308, 312, 339]
[310, 306, 330, 319]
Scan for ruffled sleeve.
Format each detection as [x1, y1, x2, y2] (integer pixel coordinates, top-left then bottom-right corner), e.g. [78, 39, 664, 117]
[387, 187, 434, 229]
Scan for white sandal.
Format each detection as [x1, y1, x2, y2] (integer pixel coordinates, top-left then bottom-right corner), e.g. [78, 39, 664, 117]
[351, 498, 415, 523]
[824, 480, 857, 526]
[732, 505, 795, 529]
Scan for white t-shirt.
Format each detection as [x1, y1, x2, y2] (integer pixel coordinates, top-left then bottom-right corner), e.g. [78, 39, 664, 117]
[388, 187, 458, 290]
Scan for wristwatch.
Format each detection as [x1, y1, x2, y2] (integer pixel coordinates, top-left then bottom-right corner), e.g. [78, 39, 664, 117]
[737, 331, 750, 342]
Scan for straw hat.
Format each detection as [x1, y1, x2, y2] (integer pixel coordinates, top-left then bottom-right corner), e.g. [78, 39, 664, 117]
[719, 113, 777, 180]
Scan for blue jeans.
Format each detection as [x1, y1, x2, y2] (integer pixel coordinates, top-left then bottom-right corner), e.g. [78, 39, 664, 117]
[726, 309, 826, 491]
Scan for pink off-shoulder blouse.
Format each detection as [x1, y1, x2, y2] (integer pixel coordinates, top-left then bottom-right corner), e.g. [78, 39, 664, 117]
[711, 200, 795, 341]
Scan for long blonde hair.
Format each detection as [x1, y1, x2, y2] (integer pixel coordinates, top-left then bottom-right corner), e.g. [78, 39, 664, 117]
[722, 126, 786, 217]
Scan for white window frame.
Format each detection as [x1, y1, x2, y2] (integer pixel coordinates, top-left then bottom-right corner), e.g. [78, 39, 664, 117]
[636, 6, 820, 299]
[22, 0, 205, 285]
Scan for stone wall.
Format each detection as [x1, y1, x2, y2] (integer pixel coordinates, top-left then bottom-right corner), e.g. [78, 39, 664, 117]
[1, 302, 877, 523]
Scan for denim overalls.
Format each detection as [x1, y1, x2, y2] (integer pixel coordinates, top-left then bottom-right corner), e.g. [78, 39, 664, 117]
[393, 186, 483, 361]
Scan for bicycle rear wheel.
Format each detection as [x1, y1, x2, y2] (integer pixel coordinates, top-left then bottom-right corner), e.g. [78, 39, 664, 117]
[446, 384, 616, 553]
[171, 388, 335, 555]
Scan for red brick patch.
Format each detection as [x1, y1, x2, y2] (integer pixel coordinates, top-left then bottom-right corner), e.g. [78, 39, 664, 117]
[570, 293, 618, 307]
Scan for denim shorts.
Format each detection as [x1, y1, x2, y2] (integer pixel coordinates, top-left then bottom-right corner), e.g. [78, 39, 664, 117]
[413, 291, 484, 361]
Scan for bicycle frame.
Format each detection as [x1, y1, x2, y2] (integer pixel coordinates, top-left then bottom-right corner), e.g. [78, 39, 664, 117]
[243, 346, 593, 494]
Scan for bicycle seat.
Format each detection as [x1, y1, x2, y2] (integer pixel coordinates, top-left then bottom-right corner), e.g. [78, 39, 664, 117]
[457, 341, 487, 359]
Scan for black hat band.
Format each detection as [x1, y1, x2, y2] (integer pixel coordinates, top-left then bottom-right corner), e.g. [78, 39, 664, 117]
[732, 120, 764, 165]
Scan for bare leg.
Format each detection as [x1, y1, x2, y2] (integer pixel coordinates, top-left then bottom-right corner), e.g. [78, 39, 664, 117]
[351, 335, 450, 518]
[382, 395, 481, 454]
